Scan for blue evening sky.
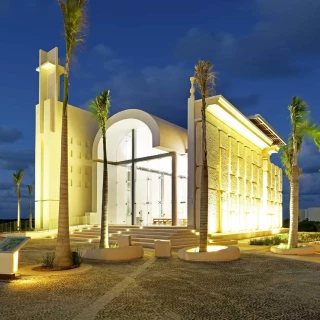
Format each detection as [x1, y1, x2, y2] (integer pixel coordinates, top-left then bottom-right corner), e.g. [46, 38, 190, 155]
[0, 0, 320, 219]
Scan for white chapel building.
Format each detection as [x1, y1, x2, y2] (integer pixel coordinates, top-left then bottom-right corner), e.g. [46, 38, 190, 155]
[35, 48, 285, 236]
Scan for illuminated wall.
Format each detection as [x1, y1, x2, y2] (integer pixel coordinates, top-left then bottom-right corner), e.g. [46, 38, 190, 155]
[191, 95, 283, 234]
[35, 48, 98, 229]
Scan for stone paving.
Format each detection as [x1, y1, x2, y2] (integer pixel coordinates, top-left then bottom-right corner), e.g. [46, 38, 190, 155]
[1, 239, 320, 319]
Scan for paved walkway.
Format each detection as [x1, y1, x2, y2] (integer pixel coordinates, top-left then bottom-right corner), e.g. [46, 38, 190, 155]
[2, 239, 320, 319]
[237, 239, 320, 264]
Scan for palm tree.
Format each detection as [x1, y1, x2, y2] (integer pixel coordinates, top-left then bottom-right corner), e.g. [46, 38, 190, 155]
[194, 61, 216, 252]
[13, 169, 24, 231]
[54, 0, 88, 268]
[28, 185, 33, 230]
[89, 90, 111, 248]
[281, 97, 320, 248]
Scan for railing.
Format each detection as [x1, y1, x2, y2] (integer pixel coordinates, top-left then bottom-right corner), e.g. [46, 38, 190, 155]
[0, 220, 34, 233]
[0, 216, 89, 233]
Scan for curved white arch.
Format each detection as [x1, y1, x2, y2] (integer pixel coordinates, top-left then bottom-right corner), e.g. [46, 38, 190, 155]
[92, 109, 187, 160]
[91, 109, 187, 213]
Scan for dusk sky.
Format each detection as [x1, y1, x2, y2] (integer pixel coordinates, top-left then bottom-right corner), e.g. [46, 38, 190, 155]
[0, 0, 320, 219]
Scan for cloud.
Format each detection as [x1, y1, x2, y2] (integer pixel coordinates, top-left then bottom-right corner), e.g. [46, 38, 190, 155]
[298, 142, 320, 175]
[0, 148, 34, 171]
[175, 0, 320, 79]
[104, 59, 126, 72]
[228, 94, 260, 112]
[92, 44, 114, 57]
[0, 126, 23, 143]
[0, 0, 10, 16]
[90, 63, 192, 127]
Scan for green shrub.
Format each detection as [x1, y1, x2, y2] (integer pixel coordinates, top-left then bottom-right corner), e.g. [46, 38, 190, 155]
[250, 232, 320, 246]
[282, 219, 290, 228]
[71, 248, 83, 267]
[109, 243, 118, 248]
[298, 232, 320, 243]
[42, 251, 55, 268]
[249, 235, 284, 246]
[298, 219, 320, 232]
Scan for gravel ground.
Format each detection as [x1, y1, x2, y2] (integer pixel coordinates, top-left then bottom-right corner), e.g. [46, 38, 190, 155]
[1, 239, 320, 320]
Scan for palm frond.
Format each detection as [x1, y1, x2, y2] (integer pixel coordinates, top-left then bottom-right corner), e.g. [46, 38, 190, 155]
[194, 60, 216, 98]
[58, 0, 88, 64]
[302, 122, 320, 150]
[89, 90, 111, 129]
[13, 169, 24, 197]
[289, 96, 309, 130]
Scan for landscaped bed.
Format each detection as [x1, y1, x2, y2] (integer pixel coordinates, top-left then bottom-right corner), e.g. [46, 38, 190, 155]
[81, 245, 144, 261]
[270, 244, 315, 255]
[178, 245, 241, 262]
[249, 232, 320, 246]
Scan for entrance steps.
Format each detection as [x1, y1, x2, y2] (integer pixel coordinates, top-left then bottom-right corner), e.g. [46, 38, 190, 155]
[70, 225, 200, 249]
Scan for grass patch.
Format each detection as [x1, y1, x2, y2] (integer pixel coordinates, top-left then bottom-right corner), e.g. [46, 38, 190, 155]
[41, 251, 55, 268]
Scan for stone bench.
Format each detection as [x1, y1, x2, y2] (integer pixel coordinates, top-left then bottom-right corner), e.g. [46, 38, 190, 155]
[154, 240, 171, 258]
[117, 235, 131, 247]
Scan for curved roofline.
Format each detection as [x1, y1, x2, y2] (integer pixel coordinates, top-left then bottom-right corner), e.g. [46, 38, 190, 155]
[92, 109, 187, 159]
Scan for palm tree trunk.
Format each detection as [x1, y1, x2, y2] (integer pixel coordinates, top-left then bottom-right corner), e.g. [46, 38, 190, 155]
[199, 97, 208, 252]
[288, 165, 299, 248]
[29, 196, 32, 229]
[100, 128, 109, 248]
[54, 110, 72, 267]
[17, 194, 21, 232]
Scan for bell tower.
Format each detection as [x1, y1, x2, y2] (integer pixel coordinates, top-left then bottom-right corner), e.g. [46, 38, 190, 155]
[35, 48, 64, 229]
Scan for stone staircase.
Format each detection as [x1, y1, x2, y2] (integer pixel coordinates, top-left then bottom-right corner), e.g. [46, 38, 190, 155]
[69, 225, 239, 249]
[70, 225, 201, 250]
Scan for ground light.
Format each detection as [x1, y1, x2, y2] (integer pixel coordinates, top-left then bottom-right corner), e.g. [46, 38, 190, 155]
[187, 246, 227, 253]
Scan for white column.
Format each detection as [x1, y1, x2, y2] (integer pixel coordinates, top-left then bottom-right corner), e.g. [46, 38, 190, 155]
[187, 77, 196, 228]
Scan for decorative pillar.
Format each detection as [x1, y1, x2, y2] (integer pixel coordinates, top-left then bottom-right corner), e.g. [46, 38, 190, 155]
[172, 152, 178, 226]
[35, 48, 64, 230]
[187, 76, 196, 227]
[131, 129, 135, 225]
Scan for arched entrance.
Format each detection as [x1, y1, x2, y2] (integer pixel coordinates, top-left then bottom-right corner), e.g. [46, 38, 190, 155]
[92, 110, 188, 226]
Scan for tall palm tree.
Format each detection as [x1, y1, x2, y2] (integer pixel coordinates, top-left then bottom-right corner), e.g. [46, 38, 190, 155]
[54, 0, 88, 268]
[28, 185, 33, 230]
[13, 169, 24, 231]
[194, 61, 216, 252]
[281, 97, 320, 248]
[89, 90, 111, 248]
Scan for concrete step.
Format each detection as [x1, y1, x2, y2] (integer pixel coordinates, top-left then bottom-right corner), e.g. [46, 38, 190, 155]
[71, 234, 100, 239]
[209, 239, 238, 245]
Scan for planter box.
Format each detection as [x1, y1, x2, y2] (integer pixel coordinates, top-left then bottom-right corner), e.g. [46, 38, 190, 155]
[82, 246, 144, 261]
[309, 242, 320, 253]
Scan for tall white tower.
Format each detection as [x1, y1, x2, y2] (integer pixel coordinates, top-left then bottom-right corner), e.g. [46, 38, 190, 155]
[35, 48, 64, 229]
